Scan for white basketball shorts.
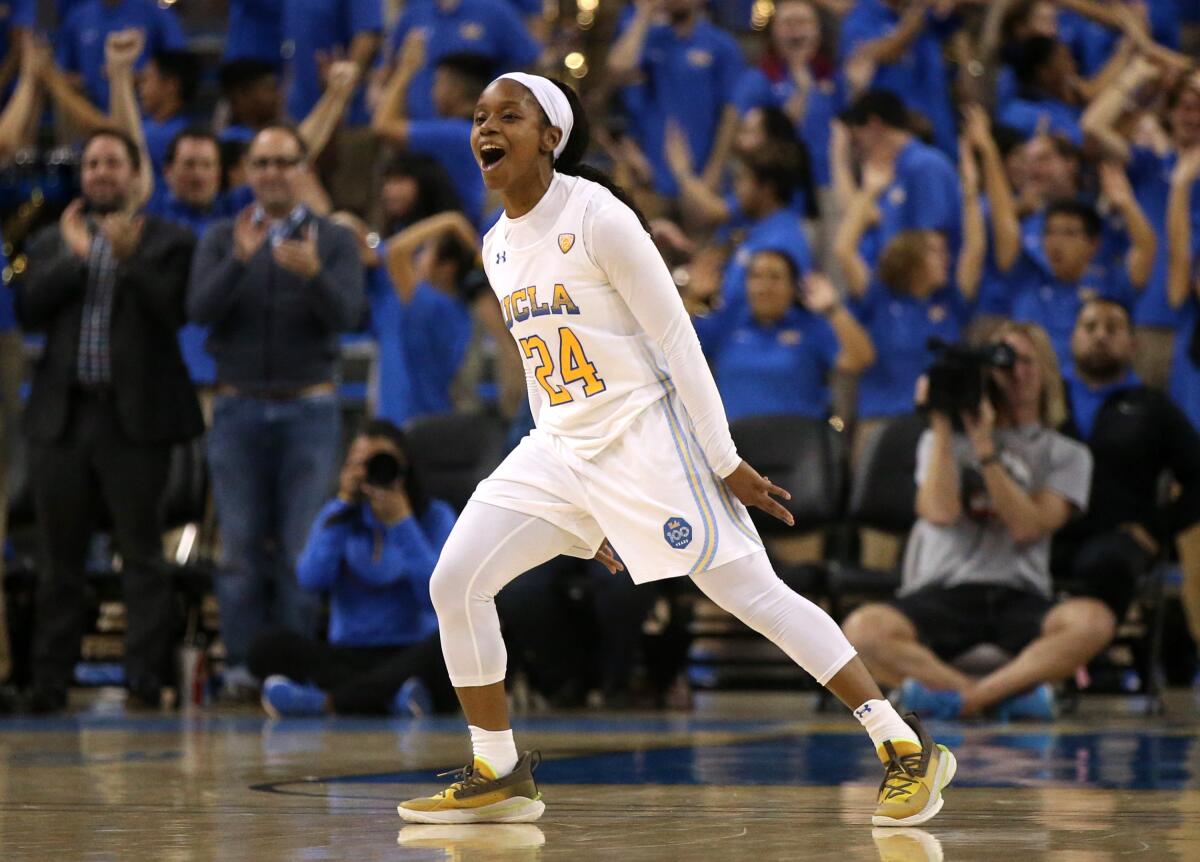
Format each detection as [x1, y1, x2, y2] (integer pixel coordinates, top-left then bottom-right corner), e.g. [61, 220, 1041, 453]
[471, 394, 764, 584]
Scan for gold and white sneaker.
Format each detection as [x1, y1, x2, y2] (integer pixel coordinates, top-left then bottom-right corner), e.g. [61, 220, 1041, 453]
[872, 713, 957, 827]
[397, 751, 545, 824]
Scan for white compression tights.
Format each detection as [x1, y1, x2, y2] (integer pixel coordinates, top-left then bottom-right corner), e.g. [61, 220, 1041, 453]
[430, 501, 858, 688]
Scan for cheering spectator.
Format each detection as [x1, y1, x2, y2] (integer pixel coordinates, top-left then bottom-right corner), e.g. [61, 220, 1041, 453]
[250, 420, 457, 717]
[218, 59, 285, 145]
[373, 37, 491, 225]
[187, 126, 365, 696]
[1006, 186, 1154, 372]
[281, 0, 382, 128]
[838, 0, 957, 157]
[0, 30, 40, 163]
[0, 0, 33, 98]
[385, 0, 541, 121]
[836, 90, 962, 269]
[998, 36, 1093, 147]
[608, 0, 744, 198]
[1083, 62, 1200, 388]
[14, 129, 203, 712]
[693, 254, 874, 422]
[844, 322, 1107, 722]
[734, 0, 836, 191]
[136, 50, 200, 180]
[225, 0, 284, 64]
[55, 0, 185, 109]
[377, 153, 464, 235]
[1055, 298, 1200, 621]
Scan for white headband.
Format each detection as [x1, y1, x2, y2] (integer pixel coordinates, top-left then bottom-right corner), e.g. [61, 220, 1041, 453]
[496, 72, 574, 162]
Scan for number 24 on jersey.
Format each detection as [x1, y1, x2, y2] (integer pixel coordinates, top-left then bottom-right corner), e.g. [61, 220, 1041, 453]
[519, 327, 606, 406]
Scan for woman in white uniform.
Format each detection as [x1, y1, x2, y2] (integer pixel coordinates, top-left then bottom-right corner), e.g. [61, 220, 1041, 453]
[397, 73, 956, 828]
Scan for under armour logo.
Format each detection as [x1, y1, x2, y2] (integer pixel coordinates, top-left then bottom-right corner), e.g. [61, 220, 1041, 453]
[855, 704, 872, 719]
[496, 251, 506, 264]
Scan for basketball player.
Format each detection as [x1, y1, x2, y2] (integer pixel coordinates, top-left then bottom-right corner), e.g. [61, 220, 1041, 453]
[397, 73, 956, 828]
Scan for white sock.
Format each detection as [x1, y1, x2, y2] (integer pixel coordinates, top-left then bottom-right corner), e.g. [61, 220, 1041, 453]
[855, 699, 920, 752]
[469, 725, 519, 777]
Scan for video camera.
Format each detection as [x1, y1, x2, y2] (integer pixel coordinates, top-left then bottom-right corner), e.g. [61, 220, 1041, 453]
[925, 338, 1017, 416]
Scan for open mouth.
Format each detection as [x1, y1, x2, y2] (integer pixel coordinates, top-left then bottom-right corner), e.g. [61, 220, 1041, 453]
[479, 145, 506, 170]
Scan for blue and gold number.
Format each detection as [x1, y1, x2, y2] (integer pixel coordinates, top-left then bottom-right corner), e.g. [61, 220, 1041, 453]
[519, 335, 572, 406]
[518, 327, 606, 405]
[558, 327, 606, 397]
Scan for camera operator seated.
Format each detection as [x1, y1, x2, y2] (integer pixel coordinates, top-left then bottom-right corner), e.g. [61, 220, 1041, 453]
[843, 322, 1112, 721]
[247, 420, 457, 717]
[1053, 299, 1200, 621]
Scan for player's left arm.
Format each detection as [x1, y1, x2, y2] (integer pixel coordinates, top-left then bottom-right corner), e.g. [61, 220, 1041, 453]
[588, 199, 794, 525]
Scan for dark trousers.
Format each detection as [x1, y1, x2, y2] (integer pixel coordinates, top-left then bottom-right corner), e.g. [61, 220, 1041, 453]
[247, 628, 456, 715]
[1062, 531, 1153, 620]
[30, 388, 172, 694]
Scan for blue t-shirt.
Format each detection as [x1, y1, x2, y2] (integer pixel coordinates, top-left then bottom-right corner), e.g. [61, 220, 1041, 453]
[998, 95, 1083, 147]
[146, 189, 238, 384]
[1066, 371, 1139, 441]
[387, 0, 541, 121]
[142, 113, 190, 181]
[733, 67, 836, 188]
[283, 0, 382, 127]
[839, 0, 958, 157]
[694, 304, 839, 422]
[225, 0, 284, 63]
[365, 264, 413, 425]
[296, 496, 457, 647]
[395, 281, 473, 422]
[1127, 146, 1200, 328]
[406, 117, 483, 225]
[851, 281, 970, 419]
[56, 0, 186, 108]
[720, 208, 812, 318]
[623, 18, 745, 197]
[858, 139, 962, 268]
[1008, 255, 1136, 371]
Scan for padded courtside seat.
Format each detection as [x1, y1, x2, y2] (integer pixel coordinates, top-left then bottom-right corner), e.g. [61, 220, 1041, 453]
[403, 411, 508, 512]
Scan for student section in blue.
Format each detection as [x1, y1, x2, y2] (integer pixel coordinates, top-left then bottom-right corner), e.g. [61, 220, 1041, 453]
[55, 0, 186, 109]
[733, 68, 836, 189]
[224, 0, 284, 63]
[838, 0, 958, 157]
[856, 140, 962, 270]
[850, 281, 970, 420]
[386, 0, 540, 121]
[719, 209, 812, 319]
[282, 0, 383, 128]
[694, 304, 839, 423]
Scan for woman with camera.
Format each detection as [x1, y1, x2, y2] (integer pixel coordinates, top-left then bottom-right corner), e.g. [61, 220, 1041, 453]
[248, 420, 458, 717]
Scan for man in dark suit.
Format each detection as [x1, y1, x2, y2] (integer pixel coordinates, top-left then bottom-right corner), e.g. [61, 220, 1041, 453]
[14, 128, 203, 712]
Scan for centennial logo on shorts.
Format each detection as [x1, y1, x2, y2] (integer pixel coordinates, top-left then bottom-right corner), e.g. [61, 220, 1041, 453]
[663, 517, 693, 549]
[558, 233, 575, 254]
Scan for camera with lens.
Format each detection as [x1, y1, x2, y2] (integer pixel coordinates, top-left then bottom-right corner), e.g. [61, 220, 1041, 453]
[364, 452, 406, 488]
[924, 338, 1016, 416]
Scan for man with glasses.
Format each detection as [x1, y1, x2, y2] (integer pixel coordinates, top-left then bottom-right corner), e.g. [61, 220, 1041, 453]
[188, 126, 364, 698]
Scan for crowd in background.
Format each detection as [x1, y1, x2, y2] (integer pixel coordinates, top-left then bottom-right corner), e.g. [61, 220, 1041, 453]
[1, 0, 1200, 716]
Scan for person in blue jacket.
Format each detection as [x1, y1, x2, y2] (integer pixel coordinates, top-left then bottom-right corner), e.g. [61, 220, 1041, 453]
[250, 420, 458, 716]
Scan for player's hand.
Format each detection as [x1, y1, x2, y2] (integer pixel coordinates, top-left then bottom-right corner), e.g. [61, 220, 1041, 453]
[594, 539, 624, 574]
[723, 461, 794, 527]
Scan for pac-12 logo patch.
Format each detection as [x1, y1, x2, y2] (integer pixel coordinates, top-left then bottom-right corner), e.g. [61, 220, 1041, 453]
[663, 517, 693, 549]
[558, 233, 575, 254]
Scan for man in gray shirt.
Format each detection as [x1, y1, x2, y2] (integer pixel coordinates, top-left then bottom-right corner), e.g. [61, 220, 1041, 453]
[189, 125, 364, 694]
[844, 322, 1114, 720]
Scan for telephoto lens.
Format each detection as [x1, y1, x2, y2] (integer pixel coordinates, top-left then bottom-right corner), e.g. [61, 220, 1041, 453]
[364, 452, 404, 488]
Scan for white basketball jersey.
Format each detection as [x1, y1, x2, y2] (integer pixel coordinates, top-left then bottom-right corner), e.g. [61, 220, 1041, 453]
[483, 175, 671, 460]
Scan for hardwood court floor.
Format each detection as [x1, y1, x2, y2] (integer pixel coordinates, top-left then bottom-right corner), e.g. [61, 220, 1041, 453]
[1, 691, 1198, 861]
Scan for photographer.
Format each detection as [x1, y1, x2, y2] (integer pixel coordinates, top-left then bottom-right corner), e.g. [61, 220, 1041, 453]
[249, 420, 457, 717]
[843, 322, 1112, 721]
